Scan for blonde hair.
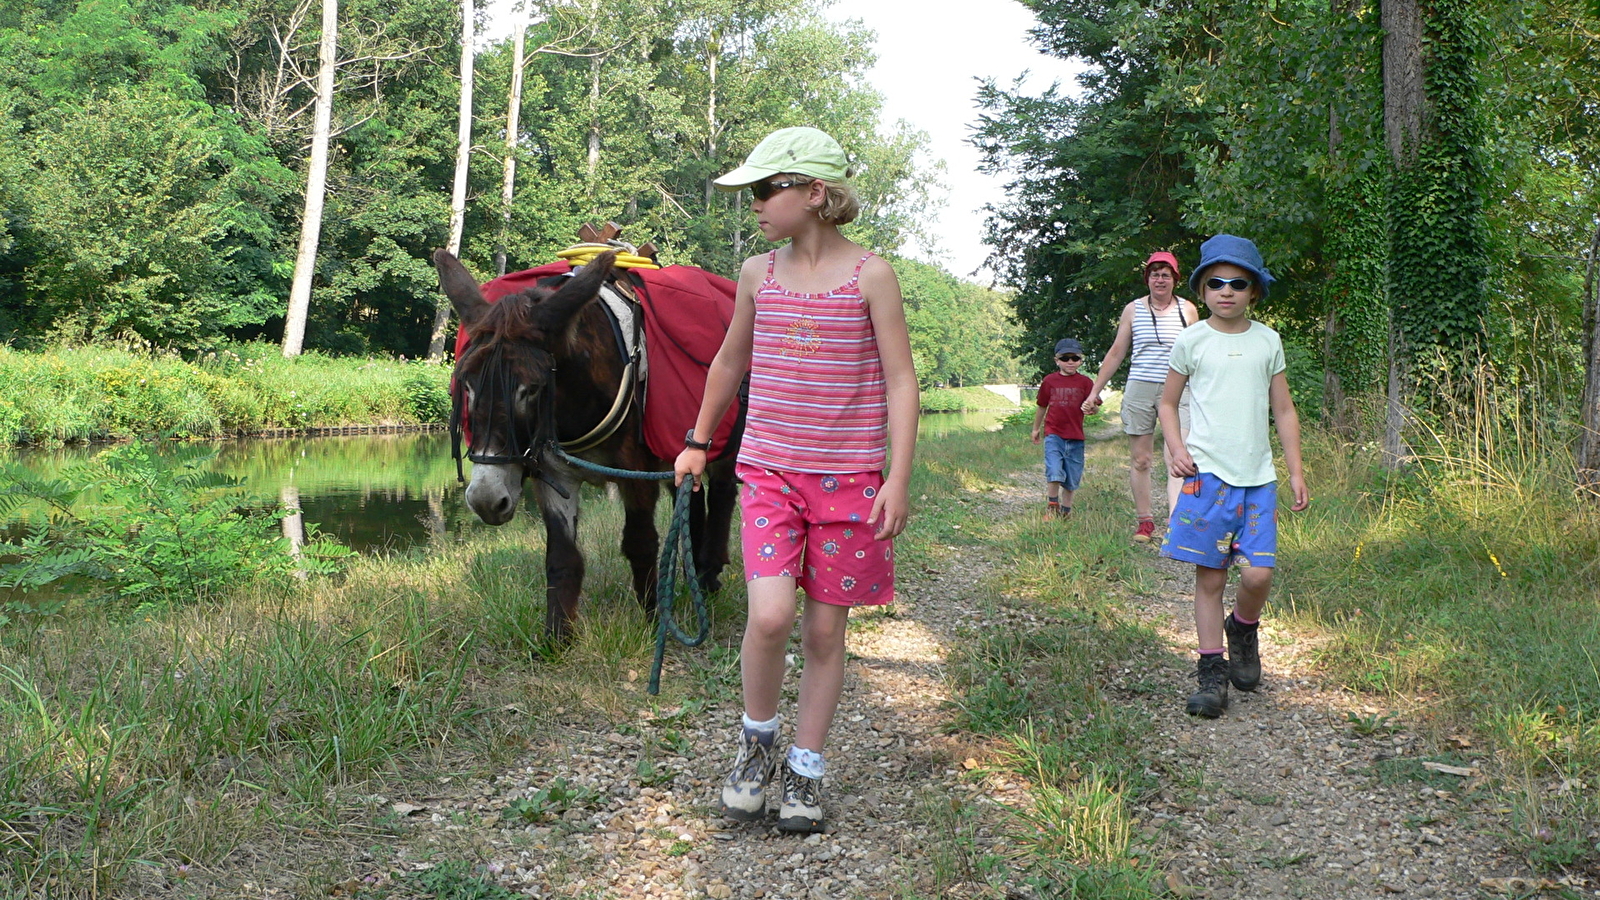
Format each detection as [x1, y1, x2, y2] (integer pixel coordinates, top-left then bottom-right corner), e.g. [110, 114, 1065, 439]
[787, 175, 861, 225]
[816, 179, 861, 225]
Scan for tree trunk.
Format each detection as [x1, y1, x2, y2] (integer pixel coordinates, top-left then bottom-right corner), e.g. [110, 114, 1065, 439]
[704, 29, 719, 209]
[1380, 0, 1424, 468]
[281, 0, 338, 359]
[1577, 217, 1600, 487]
[494, 0, 528, 277]
[1322, 0, 1353, 431]
[428, 0, 476, 362]
[587, 53, 601, 213]
[280, 483, 308, 579]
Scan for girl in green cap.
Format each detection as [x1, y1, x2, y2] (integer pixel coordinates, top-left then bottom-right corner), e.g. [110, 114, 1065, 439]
[675, 127, 919, 834]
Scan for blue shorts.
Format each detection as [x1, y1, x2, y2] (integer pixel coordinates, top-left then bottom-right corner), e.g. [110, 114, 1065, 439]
[1159, 473, 1278, 569]
[1043, 435, 1085, 490]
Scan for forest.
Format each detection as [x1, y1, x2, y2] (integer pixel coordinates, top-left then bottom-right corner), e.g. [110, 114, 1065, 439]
[0, 0, 1020, 389]
[978, 0, 1600, 469]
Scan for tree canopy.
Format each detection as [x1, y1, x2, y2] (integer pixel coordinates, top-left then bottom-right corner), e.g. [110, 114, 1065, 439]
[0, 0, 943, 357]
[979, 0, 1598, 419]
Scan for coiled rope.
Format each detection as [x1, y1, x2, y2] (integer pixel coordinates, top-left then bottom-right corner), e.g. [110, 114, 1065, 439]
[549, 446, 712, 695]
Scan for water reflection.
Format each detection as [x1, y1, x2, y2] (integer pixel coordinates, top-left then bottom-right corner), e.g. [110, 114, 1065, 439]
[918, 408, 1016, 438]
[5, 416, 1021, 557]
[3, 433, 477, 555]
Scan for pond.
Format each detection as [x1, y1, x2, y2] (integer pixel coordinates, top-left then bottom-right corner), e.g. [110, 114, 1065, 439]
[4, 409, 1020, 556]
[3, 433, 477, 555]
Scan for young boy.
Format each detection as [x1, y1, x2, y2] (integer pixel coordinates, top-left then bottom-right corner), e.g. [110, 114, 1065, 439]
[1157, 235, 1310, 718]
[1031, 338, 1094, 519]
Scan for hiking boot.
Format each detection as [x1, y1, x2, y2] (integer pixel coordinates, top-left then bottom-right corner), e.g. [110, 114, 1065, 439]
[1224, 615, 1262, 691]
[1046, 501, 1061, 520]
[719, 730, 777, 821]
[776, 762, 825, 833]
[1133, 518, 1156, 542]
[1185, 655, 1231, 718]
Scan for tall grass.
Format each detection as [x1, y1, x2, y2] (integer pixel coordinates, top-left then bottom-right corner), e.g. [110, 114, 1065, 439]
[0, 479, 746, 897]
[0, 342, 451, 446]
[1277, 351, 1600, 868]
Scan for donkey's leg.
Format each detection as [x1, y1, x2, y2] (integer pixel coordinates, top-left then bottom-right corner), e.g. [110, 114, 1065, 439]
[694, 462, 738, 595]
[535, 473, 583, 645]
[618, 479, 661, 618]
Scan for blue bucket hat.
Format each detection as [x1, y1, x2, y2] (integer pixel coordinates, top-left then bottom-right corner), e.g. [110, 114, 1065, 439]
[1054, 338, 1084, 357]
[1190, 234, 1275, 299]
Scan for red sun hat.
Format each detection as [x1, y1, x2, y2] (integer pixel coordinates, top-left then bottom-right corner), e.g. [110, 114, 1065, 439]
[1144, 251, 1181, 277]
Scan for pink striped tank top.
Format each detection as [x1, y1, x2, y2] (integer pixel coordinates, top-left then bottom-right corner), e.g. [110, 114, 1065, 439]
[738, 251, 887, 474]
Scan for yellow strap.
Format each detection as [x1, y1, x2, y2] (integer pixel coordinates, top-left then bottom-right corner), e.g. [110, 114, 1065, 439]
[554, 243, 661, 270]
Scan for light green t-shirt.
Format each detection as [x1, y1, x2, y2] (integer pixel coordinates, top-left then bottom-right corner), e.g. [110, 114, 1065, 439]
[1166, 319, 1286, 487]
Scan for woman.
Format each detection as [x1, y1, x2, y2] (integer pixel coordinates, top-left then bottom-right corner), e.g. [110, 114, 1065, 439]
[1083, 251, 1200, 542]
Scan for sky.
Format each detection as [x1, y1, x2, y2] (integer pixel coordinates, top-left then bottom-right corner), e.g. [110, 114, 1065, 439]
[822, 1, 1085, 282]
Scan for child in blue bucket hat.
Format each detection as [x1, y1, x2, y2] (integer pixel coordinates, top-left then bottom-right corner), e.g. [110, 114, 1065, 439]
[1157, 235, 1310, 718]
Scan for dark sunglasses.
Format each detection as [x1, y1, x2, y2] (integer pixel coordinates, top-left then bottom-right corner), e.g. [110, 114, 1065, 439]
[751, 177, 809, 201]
[1056, 355, 1082, 361]
[1204, 277, 1254, 292]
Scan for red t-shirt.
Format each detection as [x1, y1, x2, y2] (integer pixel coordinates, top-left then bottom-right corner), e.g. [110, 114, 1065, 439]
[1036, 372, 1094, 440]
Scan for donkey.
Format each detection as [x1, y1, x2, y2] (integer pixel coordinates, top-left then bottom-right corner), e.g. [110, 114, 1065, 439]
[434, 249, 738, 644]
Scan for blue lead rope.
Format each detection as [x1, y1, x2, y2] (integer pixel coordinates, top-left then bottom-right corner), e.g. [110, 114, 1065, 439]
[549, 447, 713, 695]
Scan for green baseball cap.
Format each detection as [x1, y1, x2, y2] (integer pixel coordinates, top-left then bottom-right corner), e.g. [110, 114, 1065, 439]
[713, 127, 851, 191]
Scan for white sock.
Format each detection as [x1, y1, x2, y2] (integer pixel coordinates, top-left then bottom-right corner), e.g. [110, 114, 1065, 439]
[786, 746, 825, 779]
[742, 713, 780, 743]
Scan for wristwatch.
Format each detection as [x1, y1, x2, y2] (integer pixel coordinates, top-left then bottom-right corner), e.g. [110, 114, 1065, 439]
[684, 429, 712, 451]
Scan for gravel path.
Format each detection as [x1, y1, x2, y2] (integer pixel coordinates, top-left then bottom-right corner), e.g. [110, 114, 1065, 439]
[391, 436, 1567, 899]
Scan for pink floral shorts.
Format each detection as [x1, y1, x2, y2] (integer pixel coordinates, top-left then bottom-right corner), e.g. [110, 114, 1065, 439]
[735, 464, 895, 607]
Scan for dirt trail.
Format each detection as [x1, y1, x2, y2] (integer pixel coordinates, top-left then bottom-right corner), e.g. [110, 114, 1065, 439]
[397, 437, 1554, 899]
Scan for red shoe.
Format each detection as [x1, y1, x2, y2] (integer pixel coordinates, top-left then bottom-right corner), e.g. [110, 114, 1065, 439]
[1133, 519, 1156, 542]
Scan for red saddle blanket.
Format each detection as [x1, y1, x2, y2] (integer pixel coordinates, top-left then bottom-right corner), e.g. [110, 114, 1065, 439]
[456, 261, 741, 461]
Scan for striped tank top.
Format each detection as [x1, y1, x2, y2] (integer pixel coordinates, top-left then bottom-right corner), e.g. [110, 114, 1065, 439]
[739, 251, 887, 474]
[1127, 296, 1191, 383]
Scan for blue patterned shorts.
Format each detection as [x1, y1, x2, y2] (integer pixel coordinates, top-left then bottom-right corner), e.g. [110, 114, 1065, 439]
[1159, 473, 1278, 569]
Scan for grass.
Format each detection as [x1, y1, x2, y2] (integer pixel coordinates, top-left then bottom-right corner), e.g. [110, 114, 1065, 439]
[0, 342, 451, 446]
[4, 380, 1600, 894]
[901, 423, 1168, 897]
[0, 480, 748, 897]
[919, 388, 1600, 892]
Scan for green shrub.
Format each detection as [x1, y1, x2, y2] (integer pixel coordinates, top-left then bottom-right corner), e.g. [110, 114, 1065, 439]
[0, 442, 351, 609]
[403, 364, 452, 423]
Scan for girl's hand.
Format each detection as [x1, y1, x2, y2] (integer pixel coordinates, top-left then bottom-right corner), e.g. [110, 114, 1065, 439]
[868, 481, 910, 540]
[1168, 445, 1198, 478]
[673, 448, 707, 490]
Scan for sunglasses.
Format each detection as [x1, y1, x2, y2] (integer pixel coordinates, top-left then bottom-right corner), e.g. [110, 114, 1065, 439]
[1204, 277, 1254, 292]
[751, 177, 809, 201]
[1057, 355, 1082, 362]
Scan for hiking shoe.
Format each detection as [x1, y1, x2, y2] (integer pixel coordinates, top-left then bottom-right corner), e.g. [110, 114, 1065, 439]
[1224, 615, 1262, 691]
[1046, 501, 1061, 520]
[1133, 519, 1156, 542]
[719, 731, 777, 821]
[776, 763, 825, 833]
[1185, 655, 1231, 718]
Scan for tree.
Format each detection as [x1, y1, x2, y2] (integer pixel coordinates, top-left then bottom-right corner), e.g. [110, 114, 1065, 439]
[282, 0, 338, 358]
[426, 0, 476, 361]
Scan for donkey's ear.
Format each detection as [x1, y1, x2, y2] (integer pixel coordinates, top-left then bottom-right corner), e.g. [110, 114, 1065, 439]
[542, 251, 616, 327]
[433, 249, 491, 330]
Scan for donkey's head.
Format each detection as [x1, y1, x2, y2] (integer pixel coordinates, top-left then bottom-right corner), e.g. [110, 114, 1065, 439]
[434, 249, 617, 524]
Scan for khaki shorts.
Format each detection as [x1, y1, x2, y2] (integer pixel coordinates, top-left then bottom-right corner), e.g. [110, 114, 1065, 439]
[1120, 379, 1191, 436]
